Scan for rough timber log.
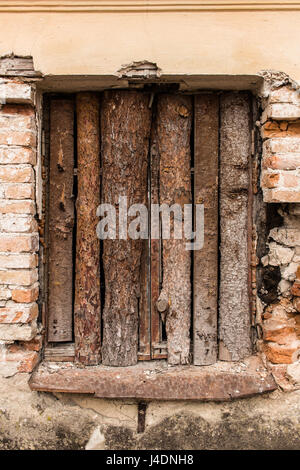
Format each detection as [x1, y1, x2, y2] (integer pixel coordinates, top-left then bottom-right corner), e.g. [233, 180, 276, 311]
[48, 99, 74, 342]
[219, 92, 252, 361]
[101, 90, 152, 366]
[193, 94, 219, 365]
[74, 92, 101, 365]
[156, 94, 192, 365]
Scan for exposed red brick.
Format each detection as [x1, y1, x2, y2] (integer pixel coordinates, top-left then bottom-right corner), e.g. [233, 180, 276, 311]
[3, 183, 34, 199]
[0, 147, 36, 165]
[12, 285, 39, 303]
[0, 269, 38, 286]
[262, 120, 300, 138]
[0, 253, 37, 269]
[0, 130, 36, 147]
[264, 341, 300, 364]
[263, 323, 296, 344]
[293, 297, 300, 312]
[0, 81, 34, 105]
[261, 172, 280, 188]
[0, 166, 33, 183]
[263, 155, 300, 171]
[18, 351, 39, 372]
[0, 214, 37, 233]
[8, 335, 42, 353]
[0, 233, 38, 252]
[0, 104, 35, 117]
[291, 281, 300, 296]
[263, 189, 300, 203]
[0, 200, 35, 214]
[282, 173, 300, 187]
[0, 303, 38, 323]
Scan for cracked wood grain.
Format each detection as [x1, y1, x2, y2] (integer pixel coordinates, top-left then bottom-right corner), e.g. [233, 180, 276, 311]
[156, 94, 192, 365]
[219, 92, 252, 361]
[74, 92, 101, 365]
[101, 90, 152, 366]
[48, 98, 74, 342]
[193, 94, 219, 365]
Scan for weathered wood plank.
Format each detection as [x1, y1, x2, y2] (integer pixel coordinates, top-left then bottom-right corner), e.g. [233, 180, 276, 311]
[219, 92, 252, 361]
[74, 92, 101, 365]
[29, 356, 277, 401]
[138, 238, 151, 359]
[44, 343, 75, 362]
[156, 94, 192, 365]
[48, 99, 74, 342]
[101, 90, 152, 366]
[149, 120, 164, 359]
[193, 94, 219, 365]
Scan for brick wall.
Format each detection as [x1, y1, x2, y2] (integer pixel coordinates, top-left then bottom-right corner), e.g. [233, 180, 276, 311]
[0, 78, 41, 377]
[261, 85, 300, 202]
[258, 82, 300, 388]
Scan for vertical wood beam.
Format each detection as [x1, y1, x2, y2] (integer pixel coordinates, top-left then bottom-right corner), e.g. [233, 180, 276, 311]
[74, 92, 101, 365]
[48, 99, 74, 342]
[156, 94, 192, 365]
[138, 239, 151, 359]
[219, 92, 252, 361]
[150, 121, 162, 358]
[101, 90, 152, 366]
[193, 94, 219, 365]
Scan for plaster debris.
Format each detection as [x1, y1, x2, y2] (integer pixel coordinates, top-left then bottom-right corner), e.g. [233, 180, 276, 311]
[117, 61, 161, 79]
[85, 426, 106, 450]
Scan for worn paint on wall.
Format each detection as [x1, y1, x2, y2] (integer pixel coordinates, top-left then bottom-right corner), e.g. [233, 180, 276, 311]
[0, 10, 300, 79]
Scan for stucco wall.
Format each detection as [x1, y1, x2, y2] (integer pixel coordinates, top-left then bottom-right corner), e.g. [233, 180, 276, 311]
[0, 3, 299, 80]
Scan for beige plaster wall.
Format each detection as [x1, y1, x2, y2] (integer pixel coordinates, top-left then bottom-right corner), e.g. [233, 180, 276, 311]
[0, 5, 299, 80]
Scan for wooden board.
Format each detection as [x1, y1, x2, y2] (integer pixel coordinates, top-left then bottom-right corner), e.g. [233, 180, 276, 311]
[74, 92, 101, 365]
[155, 94, 192, 365]
[219, 92, 252, 361]
[193, 94, 219, 365]
[30, 356, 277, 401]
[138, 238, 151, 359]
[48, 99, 74, 342]
[149, 119, 165, 359]
[101, 90, 152, 366]
[44, 343, 75, 362]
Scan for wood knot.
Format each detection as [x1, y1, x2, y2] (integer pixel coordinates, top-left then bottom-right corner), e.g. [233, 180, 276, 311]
[177, 105, 189, 118]
[156, 298, 169, 313]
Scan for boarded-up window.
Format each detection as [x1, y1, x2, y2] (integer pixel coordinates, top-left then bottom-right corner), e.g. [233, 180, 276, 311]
[43, 90, 253, 366]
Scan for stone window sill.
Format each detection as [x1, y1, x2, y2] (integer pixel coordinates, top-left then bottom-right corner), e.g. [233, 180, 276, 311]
[29, 355, 276, 401]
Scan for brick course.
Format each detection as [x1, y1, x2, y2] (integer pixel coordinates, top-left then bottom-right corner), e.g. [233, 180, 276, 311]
[0, 77, 39, 373]
[261, 87, 300, 202]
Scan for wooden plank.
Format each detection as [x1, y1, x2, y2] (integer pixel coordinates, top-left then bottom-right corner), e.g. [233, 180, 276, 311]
[138, 132, 151, 360]
[149, 120, 165, 359]
[74, 92, 101, 365]
[29, 356, 277, 401]
[48, 99, 74, 342]
[193, 94, 219, 365]
[219, 92, 252, 361]
[156, 94, 192, 365]
[138, 238, 151, 359]
[101, 90, 152, 366]
[44, 343, 75, 362]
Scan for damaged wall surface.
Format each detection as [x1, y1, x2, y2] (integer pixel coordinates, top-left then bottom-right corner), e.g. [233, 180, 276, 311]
[1, 3, 300, 80]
